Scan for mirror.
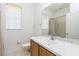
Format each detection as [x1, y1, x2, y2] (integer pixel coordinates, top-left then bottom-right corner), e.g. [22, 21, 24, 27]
[49, 15, 66, 38]
[42, 3, 79, 39]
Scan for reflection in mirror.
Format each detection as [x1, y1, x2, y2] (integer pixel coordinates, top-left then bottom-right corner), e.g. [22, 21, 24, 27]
[49, 15, 66, 38]
[42, 3, 79, 40]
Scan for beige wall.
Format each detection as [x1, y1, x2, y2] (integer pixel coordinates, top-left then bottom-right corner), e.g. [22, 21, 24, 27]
[33, 4, 42, 35]
[0, 9, 2, 56]
[0, 10, 1, 55]
[0, 43, 1, 55]
[0, 25, 1, 55]
[0, 4, 6, 56]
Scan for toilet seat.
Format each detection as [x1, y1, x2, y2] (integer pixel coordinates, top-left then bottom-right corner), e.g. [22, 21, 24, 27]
[22, 43, 30, 47]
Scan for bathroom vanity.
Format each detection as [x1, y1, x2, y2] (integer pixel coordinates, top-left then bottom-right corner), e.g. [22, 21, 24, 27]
[31, 36, 79, 56]
[31, 40, 56, 56]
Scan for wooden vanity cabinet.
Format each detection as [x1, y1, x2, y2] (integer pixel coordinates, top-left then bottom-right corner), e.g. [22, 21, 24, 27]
[40, 46, 56, 56]
[31, 40, 39, 56]
[31, 40, 56, 56]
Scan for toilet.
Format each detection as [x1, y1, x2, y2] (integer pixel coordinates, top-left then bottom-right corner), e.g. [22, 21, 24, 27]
[21, 43, 30, 51]
[17, 40, 30, 51]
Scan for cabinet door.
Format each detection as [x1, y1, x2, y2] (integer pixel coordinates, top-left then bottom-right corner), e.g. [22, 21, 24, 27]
[31, 40, 39, 56]
[40, 46, 56, 56]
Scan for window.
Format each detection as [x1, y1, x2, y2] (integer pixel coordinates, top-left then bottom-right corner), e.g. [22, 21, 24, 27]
[42, 15, 49, 29]
[6, 4, 22, 29]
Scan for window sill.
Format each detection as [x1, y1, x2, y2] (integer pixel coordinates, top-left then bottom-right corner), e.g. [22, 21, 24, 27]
[6, 28, 24, 30]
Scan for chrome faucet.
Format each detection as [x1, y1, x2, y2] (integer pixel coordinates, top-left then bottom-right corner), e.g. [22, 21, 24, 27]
[49, 34, 54, 40]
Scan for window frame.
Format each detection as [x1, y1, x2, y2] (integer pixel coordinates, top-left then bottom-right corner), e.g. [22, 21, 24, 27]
[6, 4, 23, 30]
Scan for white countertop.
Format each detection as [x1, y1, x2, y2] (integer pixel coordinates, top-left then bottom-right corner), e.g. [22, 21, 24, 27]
[31, 36, 79, 56]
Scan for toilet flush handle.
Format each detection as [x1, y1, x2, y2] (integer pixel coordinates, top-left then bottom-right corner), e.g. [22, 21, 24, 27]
[17, 40, 21, 44]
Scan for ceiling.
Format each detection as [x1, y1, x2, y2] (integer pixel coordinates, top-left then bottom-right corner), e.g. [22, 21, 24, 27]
[45, 3, 70, 12]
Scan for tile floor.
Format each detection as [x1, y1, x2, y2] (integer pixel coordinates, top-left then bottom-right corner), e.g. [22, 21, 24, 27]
[14, 45, 30, 56]
[15, 49, 30, 56]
